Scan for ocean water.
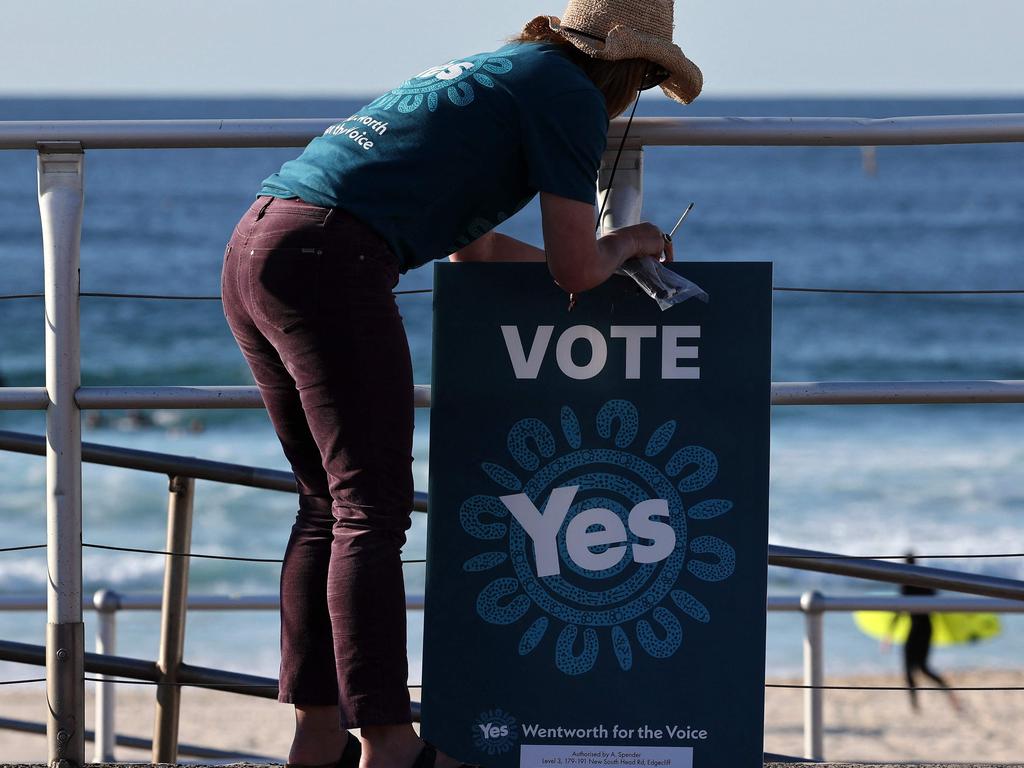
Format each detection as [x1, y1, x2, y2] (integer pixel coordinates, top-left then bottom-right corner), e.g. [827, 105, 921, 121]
[2, 97, 1024, 689]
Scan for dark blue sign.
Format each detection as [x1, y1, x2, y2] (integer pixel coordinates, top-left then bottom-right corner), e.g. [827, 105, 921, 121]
[423, 263, 772, 768]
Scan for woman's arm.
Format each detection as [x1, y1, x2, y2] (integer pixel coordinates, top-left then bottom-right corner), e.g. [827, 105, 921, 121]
[449, 232, 546, 263]
[541, 192, 673, 294]
[449, 192, 673, 295]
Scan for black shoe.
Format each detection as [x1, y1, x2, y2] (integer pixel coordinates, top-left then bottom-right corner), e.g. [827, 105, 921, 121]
[412, 741, 482, 768]
[339, 734, 362, 768]
[286, 732, 362, 768]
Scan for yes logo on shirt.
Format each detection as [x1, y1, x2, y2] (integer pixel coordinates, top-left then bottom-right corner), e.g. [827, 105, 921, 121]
[416, 62, 476, 81]
[370, 50, 518, 113]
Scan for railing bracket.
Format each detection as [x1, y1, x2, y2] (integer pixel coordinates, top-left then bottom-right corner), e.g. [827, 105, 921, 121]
[37, 141, 83, 154]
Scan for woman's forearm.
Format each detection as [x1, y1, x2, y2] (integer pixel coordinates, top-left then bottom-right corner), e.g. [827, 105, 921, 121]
[449, 232, 546, 263]
[553, 228, 647, 294]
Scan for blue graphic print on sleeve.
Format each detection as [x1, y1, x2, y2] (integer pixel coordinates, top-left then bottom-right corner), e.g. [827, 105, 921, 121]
[260, 43, 609, 272]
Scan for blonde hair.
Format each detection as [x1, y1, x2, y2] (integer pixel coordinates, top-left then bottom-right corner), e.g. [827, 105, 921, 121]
[513, 27, 648, 118]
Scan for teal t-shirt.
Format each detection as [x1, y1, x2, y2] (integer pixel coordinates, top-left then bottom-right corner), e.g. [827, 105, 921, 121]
[260, 43, 609, 272]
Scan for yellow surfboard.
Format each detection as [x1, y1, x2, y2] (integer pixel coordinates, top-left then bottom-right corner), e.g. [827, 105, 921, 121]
[854, 611, 1001, 646]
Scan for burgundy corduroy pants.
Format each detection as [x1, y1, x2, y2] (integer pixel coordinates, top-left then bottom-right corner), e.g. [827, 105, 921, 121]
[221, 195, 414, 727]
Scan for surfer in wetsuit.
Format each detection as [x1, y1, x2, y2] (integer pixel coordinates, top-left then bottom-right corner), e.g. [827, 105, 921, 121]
[221, 2, 702, 767]
[896, 554, 962, 712]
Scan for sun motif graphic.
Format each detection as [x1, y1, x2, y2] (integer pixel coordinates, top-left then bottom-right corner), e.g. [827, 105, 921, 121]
[460, 399, 736, 676]
[369, 51, 517, 114]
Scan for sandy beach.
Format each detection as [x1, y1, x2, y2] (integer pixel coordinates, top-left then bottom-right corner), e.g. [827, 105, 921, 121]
[2, 670, 1023, 764]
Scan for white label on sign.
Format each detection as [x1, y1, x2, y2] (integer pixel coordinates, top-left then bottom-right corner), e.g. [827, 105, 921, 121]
[520, 745, 694, 767]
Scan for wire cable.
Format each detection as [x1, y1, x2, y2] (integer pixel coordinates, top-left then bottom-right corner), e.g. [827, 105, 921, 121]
[0, 544, 47, 554]
[84, 676, 276, 689]
[84, 676, 1024, 697]
[5, 286, 1013, 302]
[6, 541, 1018, 562]
[83, 543, 281, 563]
[773, 551, 1024, 561]
[83, 676, 424, 690]
[767, 682, 1024, 692]
[6, 541, 1019, 563]
[82, 542, 425, 564]
[0, 678, 46, 686]
[0, 288, 435, 301]
[774, 287, 1024, 296]
[595, 89, 642, 234]
[81, 292, 220, 301]
[78, 542, 1024, 563]
[3, 286, 1024, 302]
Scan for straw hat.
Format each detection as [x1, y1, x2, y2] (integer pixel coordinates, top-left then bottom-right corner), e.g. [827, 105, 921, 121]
[524, 0, 703, 104]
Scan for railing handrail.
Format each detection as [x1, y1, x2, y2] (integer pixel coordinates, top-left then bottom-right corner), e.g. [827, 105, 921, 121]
[5, 380, 1024, 413]
[0, 592, 426, 612]
[770, 545, 1024, 601]
[3, 427, 1022, 600]
[766, 594, 1024, 612]
[3, 585, 1014, 764]
[0, 428, 428, 510]
[608, 114, 1024, 146]
[2, 114, 1024, 150]
[2, 591, 1022, 614]
[6, 111, 1024, 764]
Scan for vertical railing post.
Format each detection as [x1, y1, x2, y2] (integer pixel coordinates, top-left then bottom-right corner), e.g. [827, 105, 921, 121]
[153, 475, 195, 764]
[39, 141, 85, 768]
[598, 148, 644, 232]
[800, 590, 825, 762]
[92, 589, 121, 763]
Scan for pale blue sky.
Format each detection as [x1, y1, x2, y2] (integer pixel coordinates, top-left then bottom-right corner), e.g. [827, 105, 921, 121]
[2, 0, 1022, 97]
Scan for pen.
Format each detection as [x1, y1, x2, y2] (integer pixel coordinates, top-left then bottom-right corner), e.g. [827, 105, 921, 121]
[669, 202, 695, 240]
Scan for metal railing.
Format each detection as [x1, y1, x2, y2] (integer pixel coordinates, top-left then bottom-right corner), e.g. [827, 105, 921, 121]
[0, 428, 428, 763]
[3, 114, 1024, 766]
[9, 380, 1024, 411]
[0, 588, 427, 763]
[4, 581, 1022, 762]
[3, 114, 1024, 149]
[768, 592, 1024, 760]
[4, 430, 1024, 762]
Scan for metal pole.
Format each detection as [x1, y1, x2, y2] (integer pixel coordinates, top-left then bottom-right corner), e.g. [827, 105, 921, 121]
[4, 113, 1024, 150]
[771, 544, 1024, 601]
[770, 379, 1024, 405]
[598, 148, 644, 233]
[0, 429, 431, 511]
[152, 475, 195, 764]
[58, 379, 1024, 410]
[604, 113, 1024, 147]
[73, 383, 434, 409]
[800, 590, 825, 762]
[39, 141, 85, 768]
[92, 589, 120, 763]
[0, 387, 50, 410]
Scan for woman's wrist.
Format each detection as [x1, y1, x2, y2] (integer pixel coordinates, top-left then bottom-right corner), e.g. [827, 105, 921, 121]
[597, 228, 636, 270]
